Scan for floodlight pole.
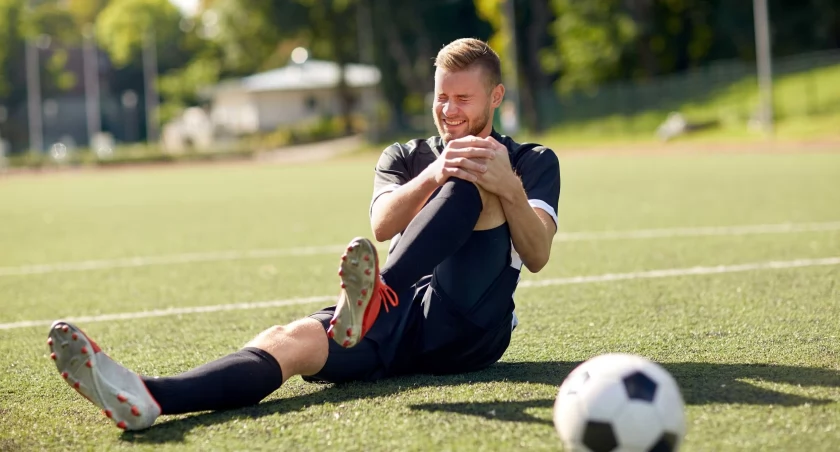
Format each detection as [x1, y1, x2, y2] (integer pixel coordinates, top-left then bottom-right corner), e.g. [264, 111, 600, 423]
[501, 0, 520, 135]
[25, 0, 43, 153]
[753, 0, 774, 135]
[83, 24, 102, 147]
[356, 0, 378, 142]
[143, 27, 159, 144]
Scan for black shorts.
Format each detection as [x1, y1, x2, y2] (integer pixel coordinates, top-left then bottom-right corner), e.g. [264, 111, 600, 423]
[303, 225, 518, 385]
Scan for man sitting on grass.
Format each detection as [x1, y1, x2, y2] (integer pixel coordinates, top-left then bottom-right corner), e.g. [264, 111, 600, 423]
[46, 37, 561, 431]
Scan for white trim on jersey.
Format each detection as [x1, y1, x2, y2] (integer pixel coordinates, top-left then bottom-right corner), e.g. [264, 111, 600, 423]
[509, 241, 523, 270]
[528, 199, 558, 227]
[369, 183, 401, 216]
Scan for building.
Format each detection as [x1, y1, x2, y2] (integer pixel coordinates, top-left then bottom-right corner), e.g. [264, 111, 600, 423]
[205, 59, 382, 135]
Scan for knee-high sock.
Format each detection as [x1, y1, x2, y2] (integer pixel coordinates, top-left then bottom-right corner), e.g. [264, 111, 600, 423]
[380, 178, 482, 295]
[141, 347, 283, 415]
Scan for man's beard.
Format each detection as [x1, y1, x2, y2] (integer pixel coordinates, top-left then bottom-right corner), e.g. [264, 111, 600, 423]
[435, 107, 491, 143]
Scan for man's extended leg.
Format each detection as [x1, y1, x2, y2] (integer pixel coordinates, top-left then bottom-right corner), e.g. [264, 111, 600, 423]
[48, 316, 332, 430]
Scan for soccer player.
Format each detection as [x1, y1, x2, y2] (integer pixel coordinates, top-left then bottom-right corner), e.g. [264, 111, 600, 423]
[46, 38, 561, 431]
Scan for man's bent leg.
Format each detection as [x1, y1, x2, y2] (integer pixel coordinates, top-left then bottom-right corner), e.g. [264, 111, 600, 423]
[412, 189, 515, 375]
[379, 177, 484, 294]
[329, 178, 486, 349]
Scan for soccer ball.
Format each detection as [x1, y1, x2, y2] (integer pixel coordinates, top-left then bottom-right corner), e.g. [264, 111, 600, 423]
[552, 353, 686, 452]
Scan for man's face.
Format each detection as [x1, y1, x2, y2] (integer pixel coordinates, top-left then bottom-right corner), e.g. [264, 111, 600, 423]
[433, 66, 503, 143]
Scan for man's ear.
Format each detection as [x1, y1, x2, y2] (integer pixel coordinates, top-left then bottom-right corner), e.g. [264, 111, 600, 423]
[491, 84, 505, 108]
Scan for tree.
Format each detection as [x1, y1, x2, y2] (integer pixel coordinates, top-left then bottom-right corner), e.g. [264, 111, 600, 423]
[95, 0, 183, 68]
[0, 0, 25, 98]
[543, 0, 637, 93]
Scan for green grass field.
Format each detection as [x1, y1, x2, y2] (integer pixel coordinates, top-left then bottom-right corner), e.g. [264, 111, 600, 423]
[1, 148, 839, 451]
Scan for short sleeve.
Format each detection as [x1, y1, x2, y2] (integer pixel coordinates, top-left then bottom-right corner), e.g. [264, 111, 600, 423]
[515, 146, 561, 228]
[370, 144, 410, 216]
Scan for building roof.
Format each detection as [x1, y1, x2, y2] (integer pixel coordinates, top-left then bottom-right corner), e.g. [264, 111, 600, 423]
[210, 59, 381, 94]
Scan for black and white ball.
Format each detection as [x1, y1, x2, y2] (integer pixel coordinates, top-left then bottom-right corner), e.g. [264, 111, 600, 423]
[553, 353, 686, 452]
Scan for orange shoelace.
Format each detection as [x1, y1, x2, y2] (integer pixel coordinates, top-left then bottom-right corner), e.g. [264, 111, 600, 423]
[378, 281, 399, 313]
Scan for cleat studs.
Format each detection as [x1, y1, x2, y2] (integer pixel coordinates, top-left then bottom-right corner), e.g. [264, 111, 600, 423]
[85, 360, 92, 368]
[71, 333, 78, 341]
[338, 269, 343, 277]
[327, 328, 335, 339]
[73, 382, 80, 389]
[342, 340, 351, 347]
[104, 410, 112, 418]
[131, 406, 140, 417]
[329, 318, 337, 326]
[61, 372, 68, 379]
[361, 289, 367, 296]
[50, 353, 57, 360]
[346, 328, 352, 336]
[341, 254, 347, 261]
[47, 337, 53, 346]
[364, 269, 371, 276]
[364, 255, 370, 261]
[340, 282, 346, 289]
[116, 421, 127, 430]
[80, 346, 88, 354]
[117, 394, 127, 403]
[347, 245, 354, 251]
[357, 300, 363, 306]
[62, 325, 69, 333]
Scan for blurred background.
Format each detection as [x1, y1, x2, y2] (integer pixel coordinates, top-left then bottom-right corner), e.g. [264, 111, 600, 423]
[0, 0, 838, 168]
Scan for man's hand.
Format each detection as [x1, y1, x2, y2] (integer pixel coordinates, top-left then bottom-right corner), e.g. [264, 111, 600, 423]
[475, 136, 518, 201]
[423, 136, 496, 186]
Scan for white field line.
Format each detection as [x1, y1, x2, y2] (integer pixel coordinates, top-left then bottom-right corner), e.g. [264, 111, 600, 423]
[1, 256, 838, 331]
[2, 221, 839, 277]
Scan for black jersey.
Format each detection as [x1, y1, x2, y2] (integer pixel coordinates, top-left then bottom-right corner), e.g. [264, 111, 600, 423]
[370, 128, 561, 242]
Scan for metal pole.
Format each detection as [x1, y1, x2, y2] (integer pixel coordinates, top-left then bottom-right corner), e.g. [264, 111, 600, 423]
[25, 40, 43, 153]
[753, 0, 774, 135]
[143, 27, 159, 144]
[356, 0, 378, 142]
[501, 0, 520, 135]
[82, 24, 102, 147]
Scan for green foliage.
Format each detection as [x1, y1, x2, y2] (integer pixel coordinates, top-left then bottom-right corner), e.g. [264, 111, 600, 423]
[158, 57, 221, 123]
[65, 0, 109, 27]
[20, 2, 80, 44]
[94, 0, 183, 68]
[544, 0, 637, 93]
[0, 0, 24, 96]
[45, 49, 76, 91]
[210, 0, 309, 73]
[249, 114, 365, 150]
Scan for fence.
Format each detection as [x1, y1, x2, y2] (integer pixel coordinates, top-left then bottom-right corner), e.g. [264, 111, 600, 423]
[534, 49, 840, 135]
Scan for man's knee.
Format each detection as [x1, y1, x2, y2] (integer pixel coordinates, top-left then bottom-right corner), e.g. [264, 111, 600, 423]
[474, 184, 505, 231]
[245, 318, 328, 380]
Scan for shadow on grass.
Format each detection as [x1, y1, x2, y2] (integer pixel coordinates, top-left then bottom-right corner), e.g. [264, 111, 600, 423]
[120, 361, 839, 444]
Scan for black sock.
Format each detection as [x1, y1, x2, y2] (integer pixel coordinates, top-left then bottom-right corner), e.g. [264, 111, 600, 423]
[141, 347, 283, 415]
[381, 178, 482, 294]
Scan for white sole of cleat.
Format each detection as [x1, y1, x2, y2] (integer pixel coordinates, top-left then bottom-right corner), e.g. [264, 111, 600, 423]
[48, 321, 161, 431]
[329, 237, 378, 348]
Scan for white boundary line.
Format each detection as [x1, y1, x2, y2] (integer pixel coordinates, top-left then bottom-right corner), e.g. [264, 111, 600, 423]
[1, 221, 839, 277]
[2, 256, 837, 331]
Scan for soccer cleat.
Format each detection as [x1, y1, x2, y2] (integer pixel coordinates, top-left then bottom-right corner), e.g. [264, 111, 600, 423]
[328, 237, 399, 348]
[47, 321, 162, 431]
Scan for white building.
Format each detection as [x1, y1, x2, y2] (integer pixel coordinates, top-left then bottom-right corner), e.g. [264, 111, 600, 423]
[206, 59, 382, 135]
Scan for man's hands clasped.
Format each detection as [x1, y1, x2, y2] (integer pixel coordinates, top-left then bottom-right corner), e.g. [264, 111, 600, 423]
[423, 135, 516, 198]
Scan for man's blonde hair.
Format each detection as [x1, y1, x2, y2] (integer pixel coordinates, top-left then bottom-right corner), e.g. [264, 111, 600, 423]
[434, 38, 502, 90]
